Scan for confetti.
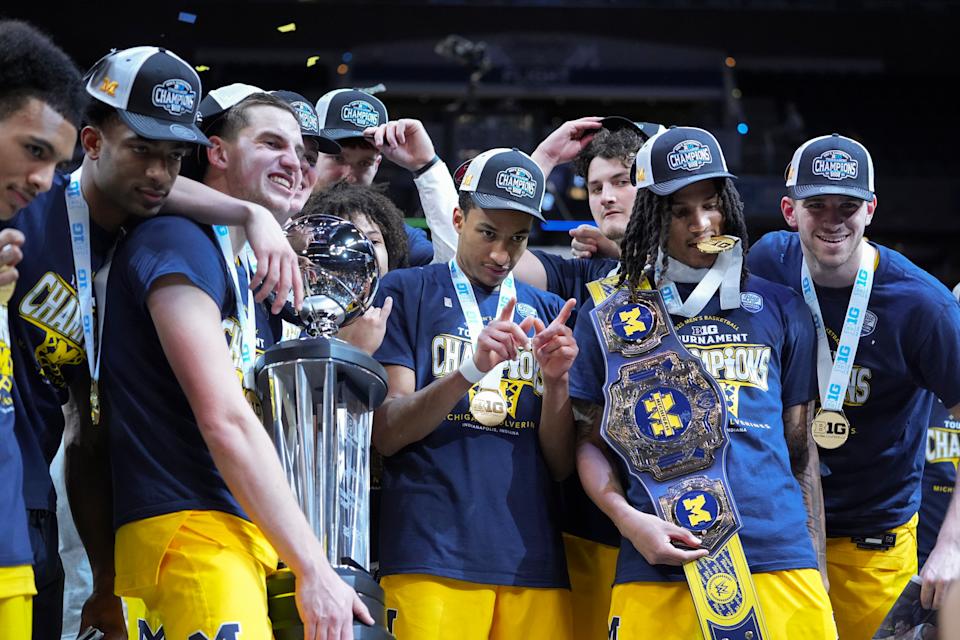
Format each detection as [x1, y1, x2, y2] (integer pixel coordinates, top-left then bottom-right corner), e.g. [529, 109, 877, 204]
[195, 65, 210, 72]
[306, 56, 320, 68]
[178, 11, 197, 24]
[277, 23, 296, 33]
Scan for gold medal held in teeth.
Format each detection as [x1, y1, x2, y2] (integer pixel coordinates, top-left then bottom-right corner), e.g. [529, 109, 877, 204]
[812, 409, 849, 449]
[696, 235, 738, 254]
[470, 388, 508, 426]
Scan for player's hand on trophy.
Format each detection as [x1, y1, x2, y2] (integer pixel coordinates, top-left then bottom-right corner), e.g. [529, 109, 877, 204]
[364, 118, 436, 173]
[473, 298, 530, 373]
[297, 564, 373, 640]
[919, 536, 960, 609]
[522, 298, 578, 382]
[78, 589, 126, 640]
[336, 296, 393, 355]
[619, 508, 709, 566]
[569, 224, 622, 260]
[531, 116, 603, 176]
[243, 202, 305, 313]
[0, 228, 25, 287]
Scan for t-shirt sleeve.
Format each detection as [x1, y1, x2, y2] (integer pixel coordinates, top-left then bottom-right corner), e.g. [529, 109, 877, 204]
[373, 269, 420, 371]
[909, 295, 960, 408]
[779, 288, 818, 408]
[746, 232, 789, 286]
[405, 225, 434, 267]
[122, 217, 229, 311]
[569, 298, 606, 405]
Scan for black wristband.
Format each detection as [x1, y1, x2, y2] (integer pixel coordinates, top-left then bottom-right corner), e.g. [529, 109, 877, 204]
[412, 154, 441, 178]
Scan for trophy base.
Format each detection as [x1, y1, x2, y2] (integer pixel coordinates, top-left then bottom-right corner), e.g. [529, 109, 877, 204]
[267, 566, 393, 639]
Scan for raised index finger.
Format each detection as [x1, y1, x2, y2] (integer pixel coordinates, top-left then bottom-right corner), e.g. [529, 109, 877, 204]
[498, 297, 517, 322]
[549, 298, 576, 328]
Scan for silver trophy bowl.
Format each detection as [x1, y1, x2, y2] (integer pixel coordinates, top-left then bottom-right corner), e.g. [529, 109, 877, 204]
[258, 214, 392, 639]
[285, 213, 380, 337]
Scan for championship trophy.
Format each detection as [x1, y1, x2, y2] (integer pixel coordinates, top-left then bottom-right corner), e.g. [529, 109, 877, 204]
[256, 214, 393, 639]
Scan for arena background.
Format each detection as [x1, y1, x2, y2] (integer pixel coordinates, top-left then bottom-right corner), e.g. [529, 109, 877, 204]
[7, 0, 959, 284]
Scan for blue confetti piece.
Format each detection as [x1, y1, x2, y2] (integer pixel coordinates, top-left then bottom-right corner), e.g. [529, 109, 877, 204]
[178, 12, 197, 24]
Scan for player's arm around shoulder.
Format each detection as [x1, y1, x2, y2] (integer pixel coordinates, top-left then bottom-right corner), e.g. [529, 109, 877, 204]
[146, 275, 371, 637]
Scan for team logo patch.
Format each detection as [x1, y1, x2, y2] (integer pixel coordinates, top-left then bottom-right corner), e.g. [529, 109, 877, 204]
[667, 139, 713, 172]
[634, 387, 692, 441]
[291, 101, 319, 134]
[706, 572, 739, 605]
[611, 303, 654, 342]
[516, 302, 538, 319]
[740, 292, 763, 313]
[861, 310, 877, 336]
[99, 76, 119, 97]
[674, 489, 720, 532]
[340, 99, 380, 128]
[812, 149, 858, 181]
[152, 78, 197, 116]
[495, 167, 538, 199]
[169, 123, 197, 141]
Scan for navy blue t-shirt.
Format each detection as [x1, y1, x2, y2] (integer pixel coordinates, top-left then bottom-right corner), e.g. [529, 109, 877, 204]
[373, 263, 569, 588]
[918, 400, 958, 567]
[3, 173, 115, 512]
[530, 250, 621, 546]
[405, 224, 433, 267]
[749, 231, 960, 535]
[569, 275, 819, 583]
[103, 216, 275, 528]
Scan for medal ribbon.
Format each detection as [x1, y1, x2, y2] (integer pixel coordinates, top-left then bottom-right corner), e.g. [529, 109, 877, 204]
[799, 242, 876, 412]
[448, 259, 515, 390]
[65, 168, 116, 423]
[655, 238, 743, 318]
[214, 226, 257, 390]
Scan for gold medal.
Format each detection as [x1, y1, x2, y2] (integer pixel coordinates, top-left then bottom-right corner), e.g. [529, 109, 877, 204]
[90, 380, 101, 426]
[696, 235, 738, 254]
[469, 388, 508, 426]
[811, 409, 849, 449]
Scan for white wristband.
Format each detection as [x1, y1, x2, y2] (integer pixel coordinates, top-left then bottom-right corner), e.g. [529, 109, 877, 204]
[458, 356, 485, 384]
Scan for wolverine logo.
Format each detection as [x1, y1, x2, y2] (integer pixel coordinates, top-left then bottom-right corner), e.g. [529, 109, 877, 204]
[19, 272, 85, 387]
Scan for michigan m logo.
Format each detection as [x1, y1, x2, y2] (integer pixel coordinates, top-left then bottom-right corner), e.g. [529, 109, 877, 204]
[644, 391, 683, 438]
[618, 307, 647, 336]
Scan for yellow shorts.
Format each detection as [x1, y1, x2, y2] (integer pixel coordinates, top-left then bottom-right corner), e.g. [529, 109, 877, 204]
[608, 568, 836, 639]
[115, 510, 278, 640]
[563, 533, 618, 640]
[826, 513, 918, 640]
[0, 564, 34, 640]
[381, 573, 572, 640]
[0, 593, 32, 640]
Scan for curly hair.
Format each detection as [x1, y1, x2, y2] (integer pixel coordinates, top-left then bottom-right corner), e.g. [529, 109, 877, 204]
[0, 20, 86, 128]
[618, 178, 749, 291]
[301, 182, 409, 271]
[573, 127, 643, 180]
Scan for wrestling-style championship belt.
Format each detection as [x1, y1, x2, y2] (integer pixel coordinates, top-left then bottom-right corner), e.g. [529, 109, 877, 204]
[589, 278, 768, 640]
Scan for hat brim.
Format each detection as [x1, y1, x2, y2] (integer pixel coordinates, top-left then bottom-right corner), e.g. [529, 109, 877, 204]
[119, 110, 211, 146]
[306, 134, 341, 154]
[788, 184, 873, 201]
[648, 170, 737, 196]
[320, 127, 372, 142]
[471, 192, 545, 221]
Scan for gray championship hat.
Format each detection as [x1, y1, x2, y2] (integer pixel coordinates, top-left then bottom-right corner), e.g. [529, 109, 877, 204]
[314, 89, 388, 141]
[270, 90, 340, 154]
[634, 126, 735, 195]
[785, 133, 875, 201]
[457, 148, 546, 220]
[84, 46, 209, 145]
